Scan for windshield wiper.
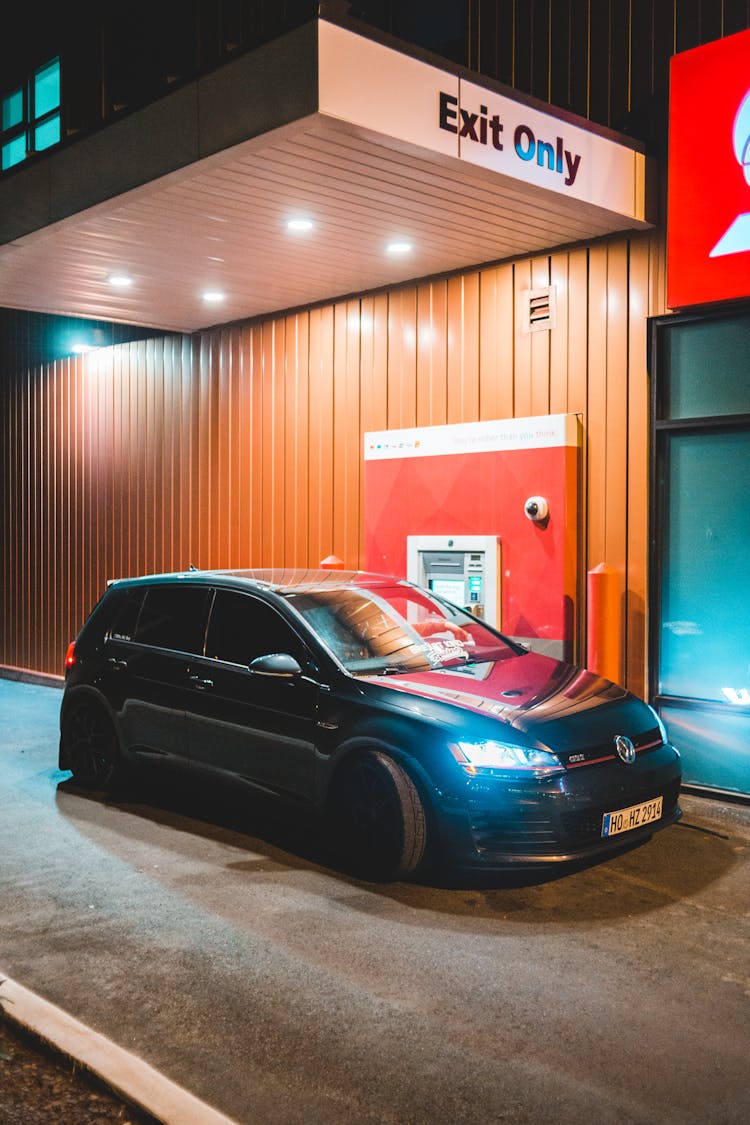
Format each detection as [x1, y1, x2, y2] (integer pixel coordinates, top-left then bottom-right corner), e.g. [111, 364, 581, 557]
[434, 656, 477, 670]
[374, 663, 416, 675]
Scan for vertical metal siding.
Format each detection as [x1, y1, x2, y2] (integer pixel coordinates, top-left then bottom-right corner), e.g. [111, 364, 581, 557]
[2, 229, 666, 695]
[471, 1, 749, 134]
[4, 4, 749, 166]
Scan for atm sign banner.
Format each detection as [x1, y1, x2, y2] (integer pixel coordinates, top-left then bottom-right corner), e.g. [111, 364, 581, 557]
[668, 29, 750, 308]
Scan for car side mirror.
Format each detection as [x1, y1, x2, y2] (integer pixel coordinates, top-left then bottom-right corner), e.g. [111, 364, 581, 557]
[248, 652, 303, 677]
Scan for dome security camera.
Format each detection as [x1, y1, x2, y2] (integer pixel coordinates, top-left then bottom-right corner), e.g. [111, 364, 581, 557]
[524, 496, 549, 522]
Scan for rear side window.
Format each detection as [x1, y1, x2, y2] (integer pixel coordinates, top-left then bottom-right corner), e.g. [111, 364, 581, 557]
[109, 588, 145, 641]
[78, 587, 134, 648]
[134, 585, 211, 654]
[205, 591, 305, 666]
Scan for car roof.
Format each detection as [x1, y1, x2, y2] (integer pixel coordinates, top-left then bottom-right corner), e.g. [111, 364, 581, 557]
[106, 568, 408, 596]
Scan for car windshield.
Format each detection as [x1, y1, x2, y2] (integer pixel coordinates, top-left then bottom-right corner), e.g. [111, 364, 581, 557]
[284, 583, 518, 675]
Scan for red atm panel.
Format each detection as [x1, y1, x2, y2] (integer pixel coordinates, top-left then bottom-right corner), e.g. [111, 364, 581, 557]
[364, 415, 581, 660]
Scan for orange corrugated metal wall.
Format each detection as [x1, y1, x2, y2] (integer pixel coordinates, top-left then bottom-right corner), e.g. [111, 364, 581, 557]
[0, 229, 666, 693]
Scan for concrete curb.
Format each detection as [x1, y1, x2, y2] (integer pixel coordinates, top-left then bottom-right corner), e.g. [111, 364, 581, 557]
[0, 973, 240, 1125]
[679, 792, 750, 836]
[0, 665, 64, 688]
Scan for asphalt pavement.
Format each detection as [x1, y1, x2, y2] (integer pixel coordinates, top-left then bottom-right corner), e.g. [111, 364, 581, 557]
[1, 677, 749, 1125]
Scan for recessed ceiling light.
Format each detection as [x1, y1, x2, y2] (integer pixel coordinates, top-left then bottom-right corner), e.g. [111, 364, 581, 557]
[202, 291, 225, 303]
[107, 274, 133, 287]
[287, 218, 314, 232]
[386, 241, 412, 255]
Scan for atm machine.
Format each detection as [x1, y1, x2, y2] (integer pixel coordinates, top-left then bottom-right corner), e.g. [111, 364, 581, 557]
[407, 535, 501, 629]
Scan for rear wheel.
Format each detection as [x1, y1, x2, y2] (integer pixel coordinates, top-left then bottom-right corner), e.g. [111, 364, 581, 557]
[332, 750, 427, 880]
[61, 699, 122, 791]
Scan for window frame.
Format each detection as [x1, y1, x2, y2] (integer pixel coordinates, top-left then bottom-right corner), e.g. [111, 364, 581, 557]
[203, 588, 311, 670]
[1, 56, 61, 172]
[648, 304, 750, 718]
[130, 583, 213, 657]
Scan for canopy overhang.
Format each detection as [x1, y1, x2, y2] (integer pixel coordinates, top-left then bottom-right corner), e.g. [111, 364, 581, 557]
[0, 18, 653, 333]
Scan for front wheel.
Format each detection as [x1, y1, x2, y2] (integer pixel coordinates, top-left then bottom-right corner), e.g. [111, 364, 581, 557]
[332, 750, 428, 881]
[61, 699, 123, 791]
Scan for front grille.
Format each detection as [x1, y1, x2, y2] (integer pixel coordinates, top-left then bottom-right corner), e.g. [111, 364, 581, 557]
[563, 726, 664, 769]
[468, 804, 559, 855]
[560, 779, 681, 848]
[467, 778, 681, 857]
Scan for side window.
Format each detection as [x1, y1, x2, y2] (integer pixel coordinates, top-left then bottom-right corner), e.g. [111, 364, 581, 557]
[205, 592, 305, 666]
[77, 587, 140, 650]
[108, 588, 145, 641]
[134, 585, 211, 654]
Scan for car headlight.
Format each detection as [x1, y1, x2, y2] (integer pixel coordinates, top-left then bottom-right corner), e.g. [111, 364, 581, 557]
[448, 740, 564, 776]
[648, 705, 669, 746]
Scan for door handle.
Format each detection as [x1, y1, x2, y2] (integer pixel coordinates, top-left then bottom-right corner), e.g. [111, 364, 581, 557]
[189, 675, 214, 691]
[107, 657, 128, 671]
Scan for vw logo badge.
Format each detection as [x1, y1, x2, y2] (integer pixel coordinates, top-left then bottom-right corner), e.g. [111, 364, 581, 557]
[614, 735, 636, 764]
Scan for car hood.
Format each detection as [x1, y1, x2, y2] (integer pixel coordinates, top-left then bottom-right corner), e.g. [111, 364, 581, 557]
[359, 652, 662, 756]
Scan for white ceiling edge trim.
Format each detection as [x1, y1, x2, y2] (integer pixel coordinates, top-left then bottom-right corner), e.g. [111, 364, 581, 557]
[318, 21, 652, 228]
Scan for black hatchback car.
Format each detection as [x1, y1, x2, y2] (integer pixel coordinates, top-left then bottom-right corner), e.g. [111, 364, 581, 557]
[60, 568, 681, 880]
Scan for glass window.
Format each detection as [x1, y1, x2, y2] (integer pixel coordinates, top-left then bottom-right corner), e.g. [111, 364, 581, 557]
[134, 585, 211, 653]
[205, 592, 305, 666]
[108, 588, 146, 642]
[1, 88, 23, 131]
[1, 135, 26, 170]
[662, 314, 750, 419]
[1, 57, 61, 173]
[659, 428, 750, 703]
[34, 114, 60, 151]
[286, 584, 515, 675]
[33, 58, 60, 119]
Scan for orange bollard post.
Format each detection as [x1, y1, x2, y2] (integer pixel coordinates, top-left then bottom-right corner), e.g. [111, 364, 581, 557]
[320, 554, 345, 570]
[586, 563, 621, 684]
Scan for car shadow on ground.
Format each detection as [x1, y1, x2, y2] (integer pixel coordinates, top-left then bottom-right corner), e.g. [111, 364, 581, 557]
[55, 769, 741, 926]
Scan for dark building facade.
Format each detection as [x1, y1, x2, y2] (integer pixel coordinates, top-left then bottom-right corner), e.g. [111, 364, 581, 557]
[4, 2, 747, 150]
[1, 2, 749, 797]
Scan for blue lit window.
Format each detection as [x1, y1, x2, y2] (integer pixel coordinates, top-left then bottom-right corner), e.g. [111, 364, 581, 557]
[1, 88, 23, 131]
[0, 57, 61, 173]
[34, 59, 60, 118]
[1, 135, 26, 170]
[34, 115, 60, 151]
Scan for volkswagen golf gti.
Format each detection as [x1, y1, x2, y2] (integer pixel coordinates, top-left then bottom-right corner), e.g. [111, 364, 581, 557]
[60, 568, 682, 880]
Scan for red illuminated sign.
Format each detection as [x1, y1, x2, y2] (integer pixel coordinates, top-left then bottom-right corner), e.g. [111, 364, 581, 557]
[668, 28, 750, 308]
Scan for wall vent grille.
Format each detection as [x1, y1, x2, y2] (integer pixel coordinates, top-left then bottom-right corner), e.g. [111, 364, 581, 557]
[522, 286, 556, 333]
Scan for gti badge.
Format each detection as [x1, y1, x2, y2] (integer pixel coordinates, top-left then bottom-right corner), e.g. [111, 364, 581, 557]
[614, 734, 636, 764]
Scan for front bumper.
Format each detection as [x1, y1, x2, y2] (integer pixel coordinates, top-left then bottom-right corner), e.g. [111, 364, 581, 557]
[437, 742, 682, 870]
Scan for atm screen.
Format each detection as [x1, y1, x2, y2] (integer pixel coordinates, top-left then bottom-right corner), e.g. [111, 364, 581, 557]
[429, 578, 465, 605]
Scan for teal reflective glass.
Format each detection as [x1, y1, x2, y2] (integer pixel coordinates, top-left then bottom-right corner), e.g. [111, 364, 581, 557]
[660, 704, 750, 795]
[33, 58, 60, 119]
[1, 88, 23, 131]
[662, 314, 750, 419]
[34, 114, 60, 151]
[1, 134, 26, 170]
[659, 428, 750, 704]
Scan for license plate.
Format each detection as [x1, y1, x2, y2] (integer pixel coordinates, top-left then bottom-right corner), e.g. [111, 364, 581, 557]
[601, 796, 663, 837]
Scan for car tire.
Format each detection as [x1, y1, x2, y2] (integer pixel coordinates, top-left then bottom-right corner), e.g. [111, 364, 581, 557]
[61, 698, 123, 791]
[332, 750, 428, 881]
